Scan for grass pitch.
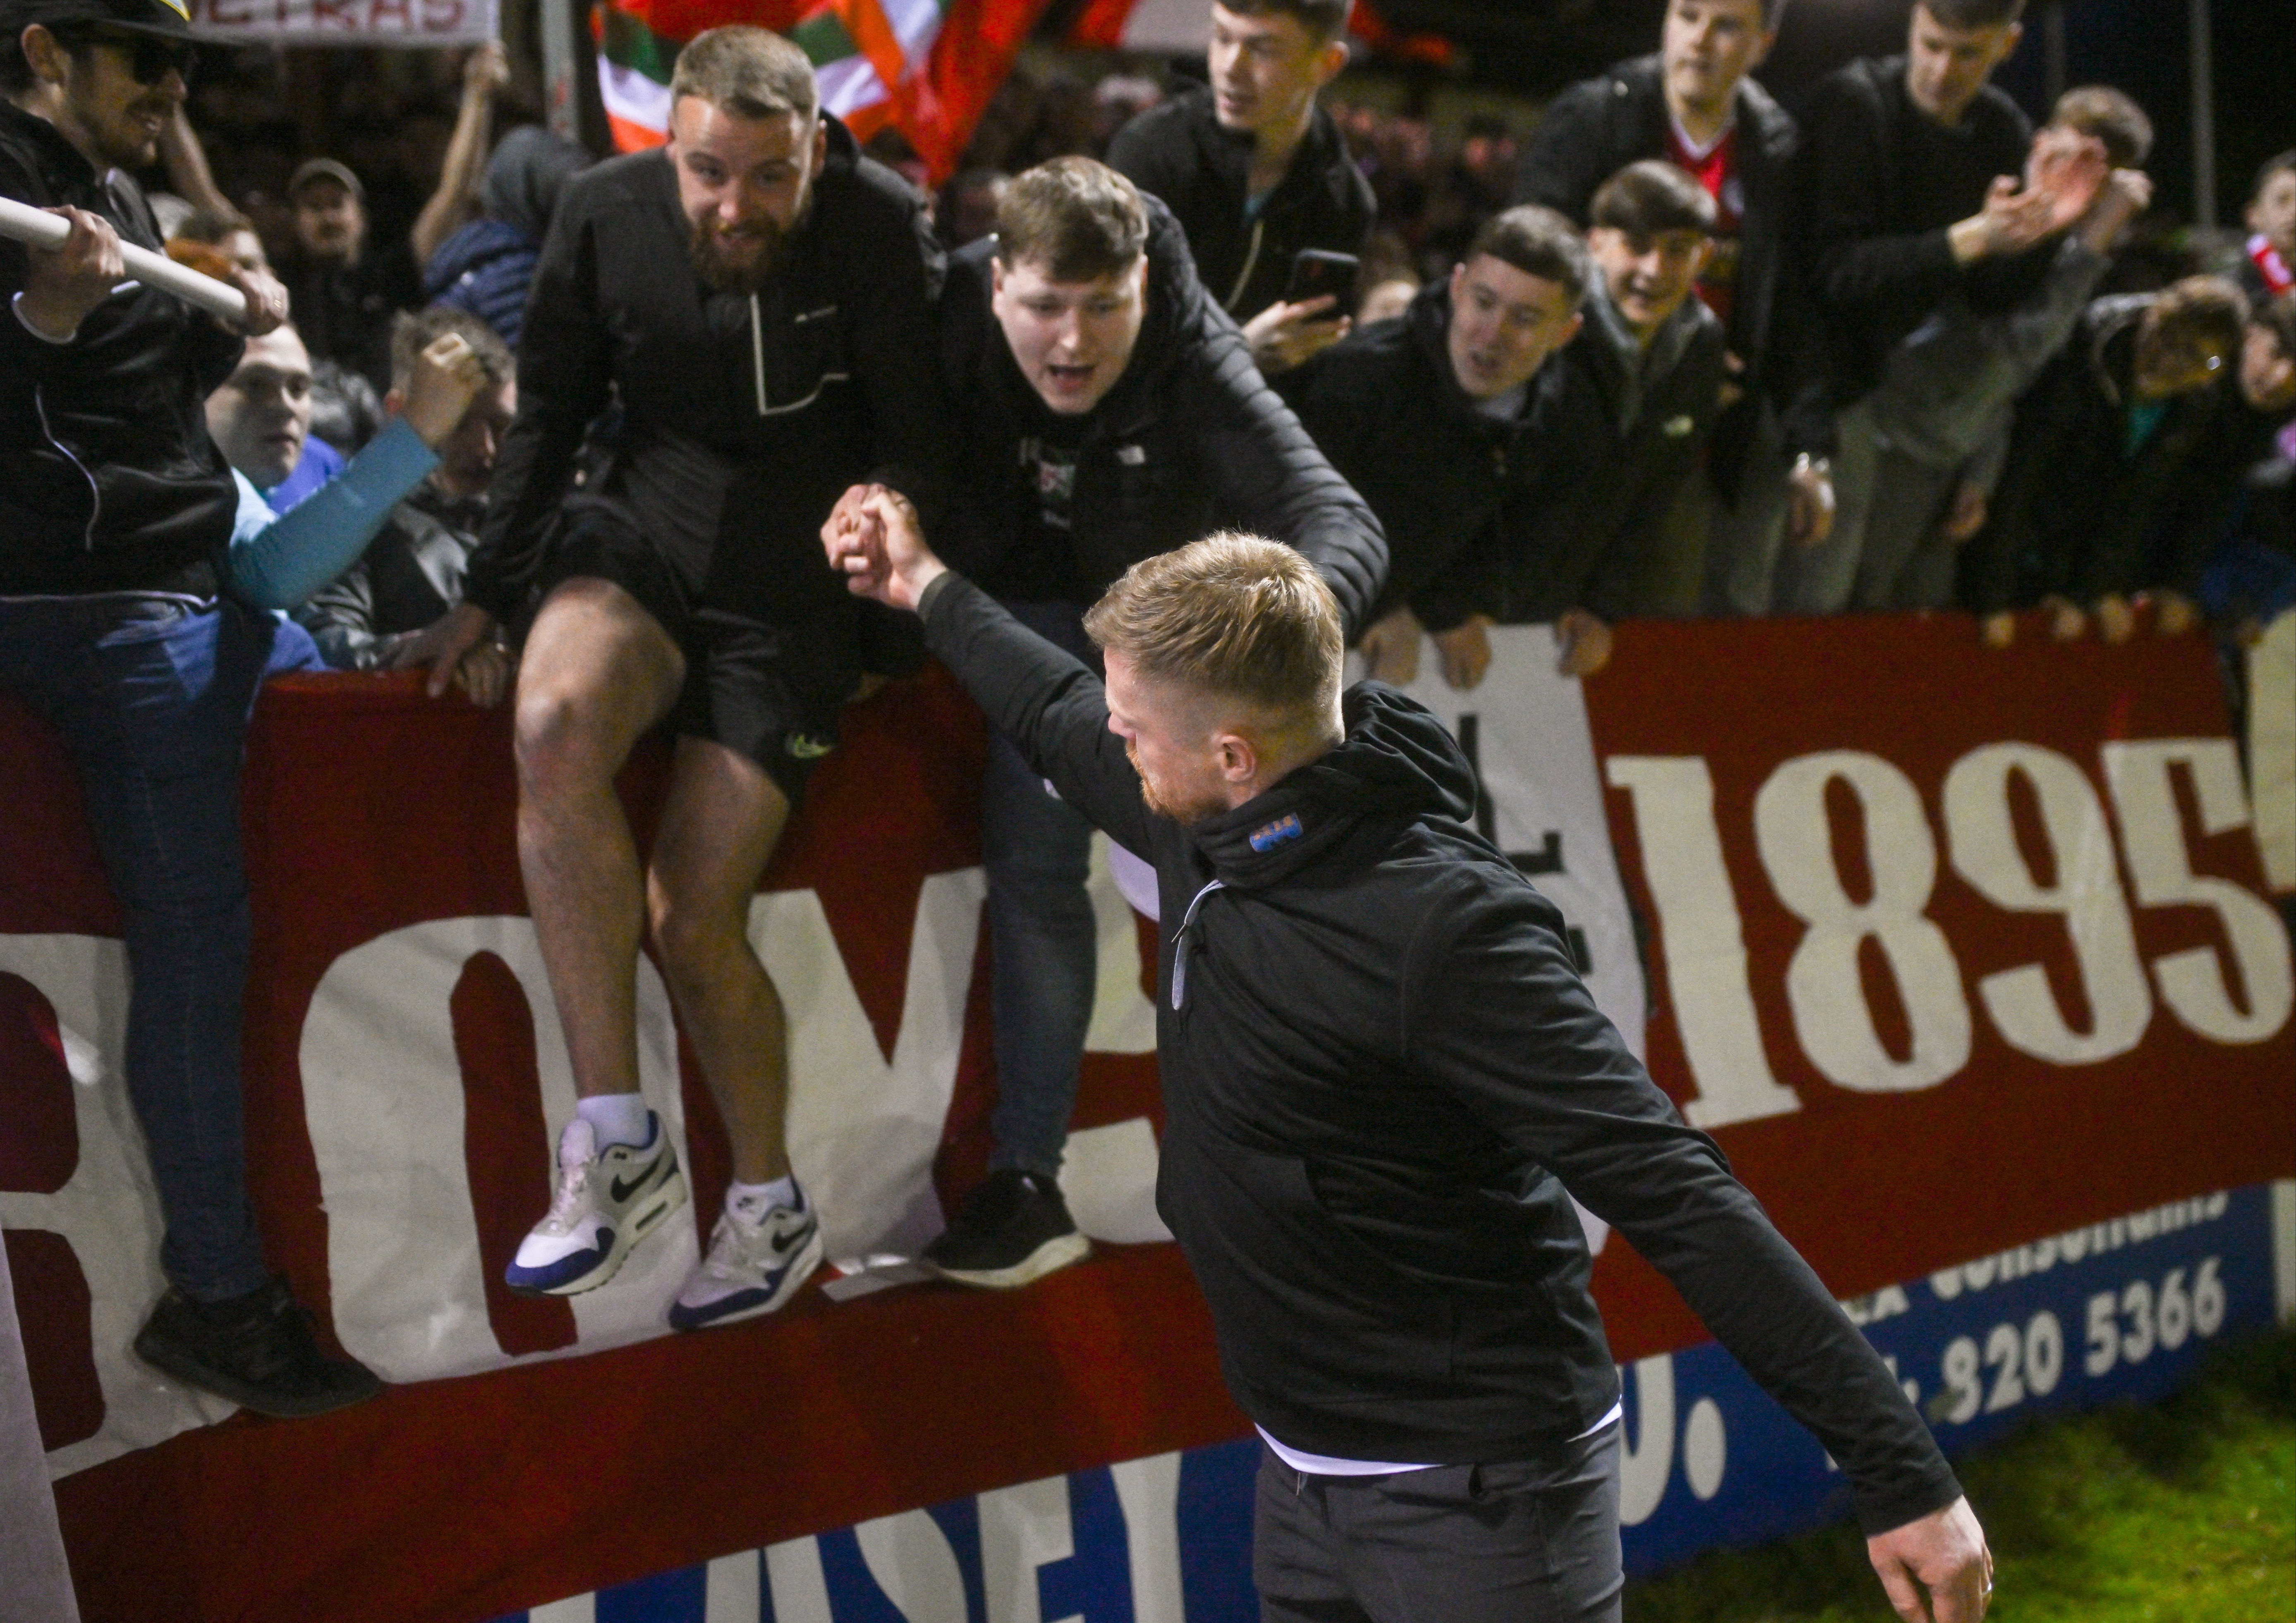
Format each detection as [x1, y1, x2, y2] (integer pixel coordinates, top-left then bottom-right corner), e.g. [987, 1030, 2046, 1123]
[1626, 1328, 2295, 1621]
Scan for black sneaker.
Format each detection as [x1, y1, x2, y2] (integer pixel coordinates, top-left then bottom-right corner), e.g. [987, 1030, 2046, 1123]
[134, 1278, 385, 1419]
[923, 1169, 1091, 1288]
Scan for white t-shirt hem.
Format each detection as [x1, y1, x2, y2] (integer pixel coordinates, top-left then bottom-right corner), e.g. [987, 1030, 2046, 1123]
[1257, 1401, 1624, 1477]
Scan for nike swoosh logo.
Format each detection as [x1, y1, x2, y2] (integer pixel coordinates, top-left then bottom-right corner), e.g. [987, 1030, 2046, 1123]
[610, 1162, 660, 1204]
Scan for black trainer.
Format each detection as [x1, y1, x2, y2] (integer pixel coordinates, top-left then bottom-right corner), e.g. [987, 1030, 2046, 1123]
[923, 1169, 1091, 1288]
[133, 1278, 385, 1419]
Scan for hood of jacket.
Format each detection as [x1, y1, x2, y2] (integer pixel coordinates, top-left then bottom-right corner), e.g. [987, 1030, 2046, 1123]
[1187, 682, 1478, 890]
[481, 124, 590, 242]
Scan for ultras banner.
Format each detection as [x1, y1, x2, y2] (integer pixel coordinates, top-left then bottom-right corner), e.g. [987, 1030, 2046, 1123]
[3, 614, 2290, 1621]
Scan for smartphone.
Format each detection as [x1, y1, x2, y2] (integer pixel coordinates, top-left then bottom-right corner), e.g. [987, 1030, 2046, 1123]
[1284, 249, 1360, 312]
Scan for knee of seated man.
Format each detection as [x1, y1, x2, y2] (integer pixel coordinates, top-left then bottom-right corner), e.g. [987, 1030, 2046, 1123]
[511, 676, 628, 794]
[646, 887, 756, 990]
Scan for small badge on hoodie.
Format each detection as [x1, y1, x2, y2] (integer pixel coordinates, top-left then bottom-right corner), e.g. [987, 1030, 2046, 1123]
[1249, 812, 1303, 852]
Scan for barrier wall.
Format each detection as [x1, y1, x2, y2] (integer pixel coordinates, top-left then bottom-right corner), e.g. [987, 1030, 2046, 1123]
[4, 612, 2291, 1623]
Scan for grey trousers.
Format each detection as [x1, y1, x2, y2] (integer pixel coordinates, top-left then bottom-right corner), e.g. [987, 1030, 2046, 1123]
[1850, 449, 1963, 610]
[1252, 1425, 1625, 1623]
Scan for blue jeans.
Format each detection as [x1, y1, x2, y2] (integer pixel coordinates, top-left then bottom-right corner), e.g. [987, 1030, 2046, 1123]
[0, 593, 277, 1302]
[981, 601, 1101, 1178]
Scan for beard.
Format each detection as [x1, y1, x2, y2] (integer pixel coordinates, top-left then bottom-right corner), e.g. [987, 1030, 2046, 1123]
[1128, 739, 1228, 827]
[687, 180, 813, 294]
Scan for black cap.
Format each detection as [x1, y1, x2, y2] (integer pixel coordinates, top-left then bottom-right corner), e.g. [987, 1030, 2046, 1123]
[1, 0, 194, 40]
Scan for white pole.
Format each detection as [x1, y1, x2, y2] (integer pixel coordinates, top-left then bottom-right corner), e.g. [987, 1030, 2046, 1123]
[0, 196, 247, 323]
[2188, 0, 2216, 227]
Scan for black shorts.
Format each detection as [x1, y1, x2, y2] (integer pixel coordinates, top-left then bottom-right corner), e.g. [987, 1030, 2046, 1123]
[538, 511, 851, 803]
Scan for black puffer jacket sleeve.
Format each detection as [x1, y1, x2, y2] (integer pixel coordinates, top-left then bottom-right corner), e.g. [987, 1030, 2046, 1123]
[1407, 876, 1965, 1538]
[463, 169, 613, 620]
[849, 171, 952, 528]
[1181, 301, 1389, 637]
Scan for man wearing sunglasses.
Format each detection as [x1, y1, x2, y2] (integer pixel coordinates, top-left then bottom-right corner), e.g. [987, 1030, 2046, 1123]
[3, 0, 382, 1418]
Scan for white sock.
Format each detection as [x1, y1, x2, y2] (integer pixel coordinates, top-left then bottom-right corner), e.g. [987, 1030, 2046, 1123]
[728, 1176, 801, 1221]
[575, 1092, 652, 1150]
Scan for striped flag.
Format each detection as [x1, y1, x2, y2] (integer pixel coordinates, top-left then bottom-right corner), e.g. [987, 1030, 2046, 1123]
[595, 0, 1056, 180]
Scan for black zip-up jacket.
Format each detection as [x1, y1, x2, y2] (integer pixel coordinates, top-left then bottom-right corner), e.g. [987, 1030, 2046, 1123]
[0, 101, 243, 597]
[1107, 85, 1375, 323]
[465, 117, 948, 653]
[1511, 54, 1826, 467]
[1961, 294, 2239, 613]
[939, 199, 1384, 632]
[1799, 57, 2044, 410]
[916, 570, 1963, 1534]
[1281, 282, 1600, 631]
[1488, 289, 1729, 623]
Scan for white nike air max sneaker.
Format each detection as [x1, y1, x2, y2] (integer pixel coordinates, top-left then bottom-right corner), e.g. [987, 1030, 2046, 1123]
[668, 1191, 824, 1330]
[505, 1114, 687, 1296]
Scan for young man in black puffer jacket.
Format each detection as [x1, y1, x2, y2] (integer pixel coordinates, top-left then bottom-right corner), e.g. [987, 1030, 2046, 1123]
[1107, 0, 1372, 377]
[851, 155, 1383, 1290]
[827, 507, 1994, 1623]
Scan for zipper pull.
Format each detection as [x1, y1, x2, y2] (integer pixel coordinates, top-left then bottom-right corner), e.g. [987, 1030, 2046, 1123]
[750, 292, 767, 416]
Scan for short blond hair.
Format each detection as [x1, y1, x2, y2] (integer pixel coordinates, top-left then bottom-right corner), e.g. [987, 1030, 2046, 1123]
[1083, 534, 1342, 723]
[670, 26, 818, 123]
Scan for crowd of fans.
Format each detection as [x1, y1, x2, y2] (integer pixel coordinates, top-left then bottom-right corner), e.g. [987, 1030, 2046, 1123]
[103, 1, 2296, 701]
[5, 0, 2293, 1421]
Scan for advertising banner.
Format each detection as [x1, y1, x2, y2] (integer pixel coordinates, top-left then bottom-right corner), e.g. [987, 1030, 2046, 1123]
[186, 0, 498, 47]
[5, 614, 2291, 1621]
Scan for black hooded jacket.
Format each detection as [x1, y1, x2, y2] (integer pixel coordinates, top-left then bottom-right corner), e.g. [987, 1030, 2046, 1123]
[464, 116, 949, 681]
[915, 569, 1962, 1535]
[938, 198, 1384, 631]
[1107, 85, 1375, 322]
[0, 100, 242, 597]
[1961, 293, 2240, 613]
[1282, 282, 1602, 631]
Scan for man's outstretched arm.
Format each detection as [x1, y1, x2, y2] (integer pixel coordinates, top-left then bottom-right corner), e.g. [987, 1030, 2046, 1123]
[1408, 886, 1994, 1622]
[825, 485, 1159, 861]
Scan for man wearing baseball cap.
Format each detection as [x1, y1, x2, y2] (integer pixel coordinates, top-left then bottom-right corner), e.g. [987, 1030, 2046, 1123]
[278, 40, 509, 393]
[3, 0, 384, 1415]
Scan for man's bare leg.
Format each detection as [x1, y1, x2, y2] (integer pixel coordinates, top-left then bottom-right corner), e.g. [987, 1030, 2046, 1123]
[647, 737, 794, 1185]
[504, 577, 696, 1298]
[653, 737, 825, 1327]
[512, 578, 685, 1101]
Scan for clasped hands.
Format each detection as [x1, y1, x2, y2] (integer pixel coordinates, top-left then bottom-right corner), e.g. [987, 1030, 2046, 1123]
[821, 482, 945, 610]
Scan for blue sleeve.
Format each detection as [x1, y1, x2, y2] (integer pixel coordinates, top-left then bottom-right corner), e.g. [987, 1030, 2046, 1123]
[224, 418, 439, 610]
